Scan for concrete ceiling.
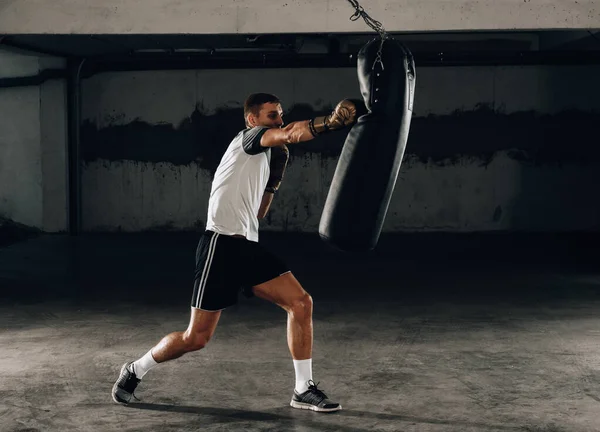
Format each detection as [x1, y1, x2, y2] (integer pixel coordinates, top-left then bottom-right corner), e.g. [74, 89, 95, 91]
[1, 0, 598, 34]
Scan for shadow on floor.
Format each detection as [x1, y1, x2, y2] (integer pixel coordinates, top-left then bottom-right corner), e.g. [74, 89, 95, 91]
[128, 402, 523, 431]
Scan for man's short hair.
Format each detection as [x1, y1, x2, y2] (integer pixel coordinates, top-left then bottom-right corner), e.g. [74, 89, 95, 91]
[244, 93, 281, 126]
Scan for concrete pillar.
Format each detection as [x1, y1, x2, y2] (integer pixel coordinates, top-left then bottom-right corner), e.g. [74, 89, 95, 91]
[0, 47, 67, 231]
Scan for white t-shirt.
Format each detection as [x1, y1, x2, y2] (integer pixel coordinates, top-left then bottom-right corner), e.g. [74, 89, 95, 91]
[205, 126, 271, 242]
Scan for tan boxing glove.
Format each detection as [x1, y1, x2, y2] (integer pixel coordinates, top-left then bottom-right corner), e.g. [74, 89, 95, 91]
[309, 99, 357, 137]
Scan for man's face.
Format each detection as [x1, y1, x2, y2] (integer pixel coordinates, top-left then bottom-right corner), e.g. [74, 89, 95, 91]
[250, 102, 284, 128]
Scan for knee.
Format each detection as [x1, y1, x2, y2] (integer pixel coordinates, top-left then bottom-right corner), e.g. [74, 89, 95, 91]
[182, 332, 211, 352]
[289, 293, 313, 318]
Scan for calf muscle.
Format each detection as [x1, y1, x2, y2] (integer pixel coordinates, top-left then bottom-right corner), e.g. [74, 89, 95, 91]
[151, 308, 221, 363]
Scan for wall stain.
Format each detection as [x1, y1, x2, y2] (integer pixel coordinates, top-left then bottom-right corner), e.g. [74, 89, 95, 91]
[411, 105, 599, 167]
[81, 104, 600, 174]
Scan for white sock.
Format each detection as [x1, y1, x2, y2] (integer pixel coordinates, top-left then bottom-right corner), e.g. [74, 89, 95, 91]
[129, 349, 158, 379]
[293, 359, 312, 394]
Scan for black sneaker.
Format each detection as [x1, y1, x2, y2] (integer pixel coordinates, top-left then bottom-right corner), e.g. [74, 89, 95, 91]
[290, 380, 342, 412]
[112, 362, 141, 404]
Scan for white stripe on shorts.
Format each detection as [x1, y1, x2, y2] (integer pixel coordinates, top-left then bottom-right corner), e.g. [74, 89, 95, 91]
[195, 232, 220, 308]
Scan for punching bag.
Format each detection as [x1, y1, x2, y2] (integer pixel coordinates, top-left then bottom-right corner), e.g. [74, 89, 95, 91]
[319, 37, 416, 252]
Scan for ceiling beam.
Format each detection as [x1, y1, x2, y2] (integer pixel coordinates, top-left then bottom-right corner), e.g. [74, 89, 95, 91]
[0, 0, 598, 34]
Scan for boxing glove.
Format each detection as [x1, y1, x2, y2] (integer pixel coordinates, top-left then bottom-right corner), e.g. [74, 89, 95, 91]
[309, 99, 357, 137]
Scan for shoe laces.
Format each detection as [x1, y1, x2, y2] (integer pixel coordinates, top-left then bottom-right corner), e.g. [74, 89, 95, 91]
[123, 377, 141, 402]
[307, 380, 328, 400]
[121, 366, 141, 401]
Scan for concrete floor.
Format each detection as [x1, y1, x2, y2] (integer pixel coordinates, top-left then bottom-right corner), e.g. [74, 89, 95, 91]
[1, 232, 600, 432]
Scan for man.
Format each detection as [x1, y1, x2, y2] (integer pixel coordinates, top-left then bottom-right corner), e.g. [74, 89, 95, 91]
[112, 93, 357, 412]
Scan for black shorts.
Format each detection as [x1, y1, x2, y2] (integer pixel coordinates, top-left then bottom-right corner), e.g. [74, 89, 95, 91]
[191, 230, 290, 311]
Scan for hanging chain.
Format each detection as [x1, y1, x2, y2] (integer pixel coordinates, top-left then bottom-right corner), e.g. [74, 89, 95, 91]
[346, 0, 390, 70]
[346, 0, 388, 40]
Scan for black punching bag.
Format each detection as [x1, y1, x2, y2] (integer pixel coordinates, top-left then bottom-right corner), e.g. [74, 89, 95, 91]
[319, 37, 416, 252]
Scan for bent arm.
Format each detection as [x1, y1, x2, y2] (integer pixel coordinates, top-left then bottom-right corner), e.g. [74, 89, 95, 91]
[260, 120, 315, 148]
[257, 191, 275, 219]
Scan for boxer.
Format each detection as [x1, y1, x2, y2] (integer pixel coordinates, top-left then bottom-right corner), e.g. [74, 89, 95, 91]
[112, 93, 356, 412]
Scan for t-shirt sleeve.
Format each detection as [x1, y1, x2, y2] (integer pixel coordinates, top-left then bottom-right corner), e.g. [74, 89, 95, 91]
[241, 126, 270, 155]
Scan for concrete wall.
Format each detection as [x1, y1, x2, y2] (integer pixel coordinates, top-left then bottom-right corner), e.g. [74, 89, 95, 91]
[80, 64, 600, 233]
[0, 47, 68, 231]
[0, 0, 598, 34]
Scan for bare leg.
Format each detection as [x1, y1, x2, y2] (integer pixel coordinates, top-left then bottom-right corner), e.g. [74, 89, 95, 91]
[251, 272, 340, 412]
[152, 307, 221, 363]
[112, 307, 221, 404]
[252, 272, 313, 360]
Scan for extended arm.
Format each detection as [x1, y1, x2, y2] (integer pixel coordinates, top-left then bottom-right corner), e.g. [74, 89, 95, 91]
[260, 120, 314, 148]
[257, 99, 357, 218]
[259, 99, 357, 148]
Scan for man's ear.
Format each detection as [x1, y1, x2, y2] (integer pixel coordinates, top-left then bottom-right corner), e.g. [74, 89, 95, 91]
[247, 113, 256, 127]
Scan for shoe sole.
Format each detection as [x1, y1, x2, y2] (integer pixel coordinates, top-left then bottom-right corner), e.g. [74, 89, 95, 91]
[111, 362, 133, 405]
[290, 400, 342, 412]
